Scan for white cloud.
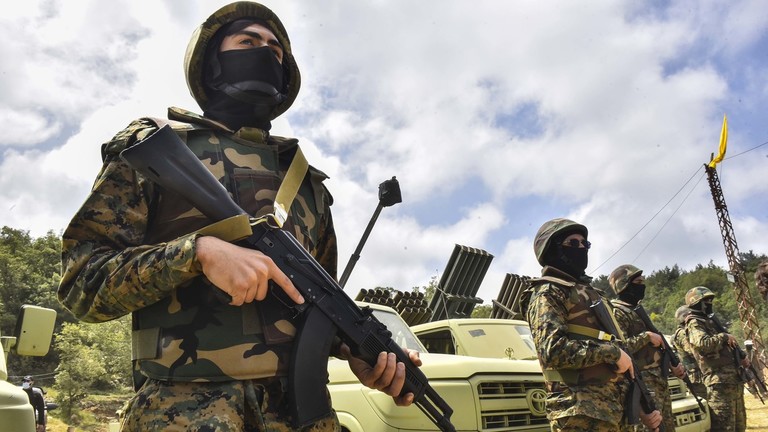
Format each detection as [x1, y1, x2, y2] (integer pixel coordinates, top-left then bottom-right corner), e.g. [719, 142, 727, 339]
[1, 0, 767, 307]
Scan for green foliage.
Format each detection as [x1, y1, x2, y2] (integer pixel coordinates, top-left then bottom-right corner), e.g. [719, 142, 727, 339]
[0, 226, 70, 384]
[53, 317, 132, 418]
[471, 304, 492, 318]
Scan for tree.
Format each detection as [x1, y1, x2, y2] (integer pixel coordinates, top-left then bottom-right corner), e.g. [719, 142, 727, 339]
[53, 317, 132, 419]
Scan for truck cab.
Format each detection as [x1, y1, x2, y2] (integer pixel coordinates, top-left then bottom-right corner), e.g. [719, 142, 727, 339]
[0, 305, 57, 432]
[327, 303, 550, 432]
[412, 318, 710, 432]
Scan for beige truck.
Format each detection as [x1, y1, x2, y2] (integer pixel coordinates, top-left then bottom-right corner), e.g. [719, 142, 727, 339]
[327, 302, 550, 432]
[412, 318, 710, 432]
[0, 305, 57, 432]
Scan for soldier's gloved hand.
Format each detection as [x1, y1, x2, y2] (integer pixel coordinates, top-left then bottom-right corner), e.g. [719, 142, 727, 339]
[615, 349, 634, 378]
[671, 362, 686, 379]
[341, 344, 422, 406]
[646, 331, 663, 347]
[640, 409, 662, 431]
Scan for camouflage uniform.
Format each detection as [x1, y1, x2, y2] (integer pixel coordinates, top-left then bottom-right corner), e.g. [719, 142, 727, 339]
[611, 300, 673, 432]
[58, 3, 340, 431]
[684, 287, 746, 432]
[671, 307, 707, 398]
[526, 219, 628, 431]
[609, 265, 674, 432]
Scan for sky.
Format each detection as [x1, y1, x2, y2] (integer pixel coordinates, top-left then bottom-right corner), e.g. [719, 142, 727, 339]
[1, 0, 767, 306]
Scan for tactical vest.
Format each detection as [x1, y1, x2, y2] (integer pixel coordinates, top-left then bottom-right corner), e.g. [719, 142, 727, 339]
[129, 117, 333, 383]
[685, 315, 732, 376]
[611, 301, 661, 371]
[530, 276, 622, 387]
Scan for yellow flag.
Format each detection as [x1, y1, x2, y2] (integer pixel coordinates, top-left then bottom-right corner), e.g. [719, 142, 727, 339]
[708, 114, 728, 168]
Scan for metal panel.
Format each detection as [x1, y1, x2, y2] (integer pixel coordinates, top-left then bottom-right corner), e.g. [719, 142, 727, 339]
[428, 244, 494, 321]
[490, 273, 531, 320]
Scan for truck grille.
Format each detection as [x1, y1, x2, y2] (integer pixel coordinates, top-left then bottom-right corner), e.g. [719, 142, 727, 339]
[675, 405, 707, 427]
[477, 381, 549, 430]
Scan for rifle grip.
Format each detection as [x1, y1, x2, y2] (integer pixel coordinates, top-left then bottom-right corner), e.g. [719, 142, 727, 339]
[288, 305, 337, 427]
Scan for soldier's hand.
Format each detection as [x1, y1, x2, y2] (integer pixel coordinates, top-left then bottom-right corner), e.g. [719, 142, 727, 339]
[342, 344, 422, 406]
[646, 331, 663, 347]
[671, 362, 686, 379]
[741, 357, 751, 368]
[195, 236, 304, 306]
[640, 409, 662, 431]
[726, 334, 738, 348]
[616, 349, 634, 378]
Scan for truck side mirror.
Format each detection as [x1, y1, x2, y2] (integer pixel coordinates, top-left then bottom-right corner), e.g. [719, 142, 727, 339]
[13, 305, 56, 356]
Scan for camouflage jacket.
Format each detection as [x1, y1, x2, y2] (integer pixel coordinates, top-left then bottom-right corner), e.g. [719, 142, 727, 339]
[611, 300, 662, 371]
[672, 325, 704, 384]
[58, 107, 337, 382]
[685, 313, 739, 385]
[527, 266, 626, 424]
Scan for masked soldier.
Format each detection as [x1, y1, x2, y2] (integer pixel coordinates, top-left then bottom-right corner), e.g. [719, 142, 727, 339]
[525, 218, 661, 432]
[609, 265, 685, 431]
[671, 306, 707, 398]
[684, 286, 747, 432]
[58, 2, 419, 430]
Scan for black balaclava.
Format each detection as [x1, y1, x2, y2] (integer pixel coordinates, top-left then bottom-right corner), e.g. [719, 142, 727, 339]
[545, 231, 588, 279]
[203, 19, 289, 131]
[619, 282, 646, 306]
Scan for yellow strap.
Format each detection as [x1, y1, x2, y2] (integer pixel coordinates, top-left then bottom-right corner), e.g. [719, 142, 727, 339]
[568, 324, 614, 341]
[604, 301, 627, 342]
[272, 147, 308, 228]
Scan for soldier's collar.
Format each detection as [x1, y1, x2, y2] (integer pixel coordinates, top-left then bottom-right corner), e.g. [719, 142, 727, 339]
[168, 106, 269, 145]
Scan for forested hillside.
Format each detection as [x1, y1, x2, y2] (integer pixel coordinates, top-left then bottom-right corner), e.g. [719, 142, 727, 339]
[1, 225, 766, 423]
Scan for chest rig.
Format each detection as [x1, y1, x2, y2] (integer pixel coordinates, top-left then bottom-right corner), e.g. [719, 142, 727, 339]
[131, 116, 327, 384]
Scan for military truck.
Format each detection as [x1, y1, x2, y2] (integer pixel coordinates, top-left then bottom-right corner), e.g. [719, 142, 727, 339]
[0, 305, 57, 432]
[327, 302, 550, 432]
[412, 318, 711, 432]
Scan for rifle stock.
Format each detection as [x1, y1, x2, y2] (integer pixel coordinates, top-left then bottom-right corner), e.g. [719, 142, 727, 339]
[120, 125, 456, 431]
[634, 305, 706, 412]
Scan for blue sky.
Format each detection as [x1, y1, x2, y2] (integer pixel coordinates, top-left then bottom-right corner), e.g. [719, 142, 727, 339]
[1, 0, 767, 304]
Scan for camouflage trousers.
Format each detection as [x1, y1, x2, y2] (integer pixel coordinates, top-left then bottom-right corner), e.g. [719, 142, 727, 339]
[551, 415, 621, 431]
[621, 370, 675, 432]
[706, 382, 746, 432]
[120, 377, 340, 431]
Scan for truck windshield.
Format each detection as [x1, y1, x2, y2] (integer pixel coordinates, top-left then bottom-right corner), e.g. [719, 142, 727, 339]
[371, 309, 428, 352]
[456, 322, 538, 360]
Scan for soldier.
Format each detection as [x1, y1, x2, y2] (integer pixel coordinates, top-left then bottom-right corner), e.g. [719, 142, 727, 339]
[671, 306, 707, 398]
[21, 376, 46, 432]
[57, 2, 420, 431]
[684, 286, 748, 432]
[609, 265, 685, 431]
[525, 218, 661, 431]
[756, 260, 768, 302]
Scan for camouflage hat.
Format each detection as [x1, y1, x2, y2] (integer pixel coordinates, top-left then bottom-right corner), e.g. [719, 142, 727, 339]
[184, 1, 301, 119]
[675, 305, 692, 325]
[608, 264, 643, 295]
[533, 218, 588, 266]
[684, 286, 715, 307]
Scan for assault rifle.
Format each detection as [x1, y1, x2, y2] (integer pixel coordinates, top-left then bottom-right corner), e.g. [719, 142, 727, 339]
[120, 125, 456, 431]
[591, 299, 664, 431]
[633, 304, 706, 411]
[708, 313, 767, 404]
